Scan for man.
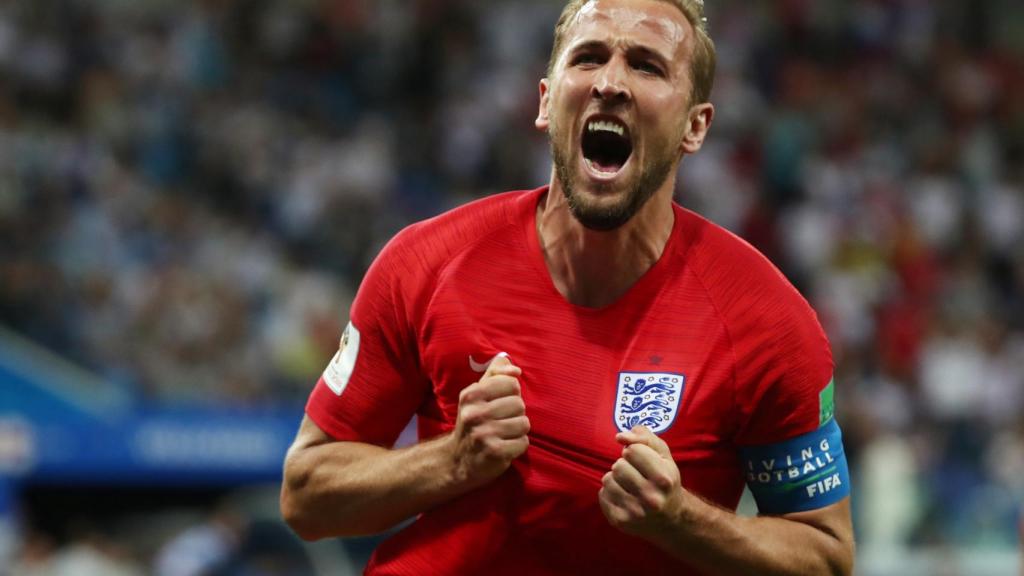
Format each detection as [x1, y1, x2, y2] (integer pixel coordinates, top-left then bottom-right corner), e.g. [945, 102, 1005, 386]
[281, 0, 855, 574]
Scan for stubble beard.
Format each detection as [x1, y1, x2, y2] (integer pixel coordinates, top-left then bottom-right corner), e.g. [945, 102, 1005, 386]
[550, 122, 676, 232]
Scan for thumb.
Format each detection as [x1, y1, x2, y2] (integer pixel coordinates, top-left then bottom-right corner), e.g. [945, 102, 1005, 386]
[617, 426, 672, 459]
[483, 352, 516, 377]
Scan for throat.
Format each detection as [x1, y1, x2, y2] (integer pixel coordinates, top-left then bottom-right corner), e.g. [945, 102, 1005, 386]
[536, 195, 673, 309]
[549, 256, 643, 309]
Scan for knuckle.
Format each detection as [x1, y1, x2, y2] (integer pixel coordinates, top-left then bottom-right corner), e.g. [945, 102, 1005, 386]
[519, 415, 531, 434]
[459, 386, 480, 405]
[482, 434, 503, 454]
[512, 396, 526, 413]
[512, 436, 529, 455]
[503, 376, 521, 395]
[481, 376, 504, 394]
[461, 406, 484, 427]
[652, 473, 674, 491]
[609, 513, 629, 530]
[611, 459, 629, 475]
[469, 425, 491, 445]
[487, 375, 509, 392]
[640, 490, 663, 511]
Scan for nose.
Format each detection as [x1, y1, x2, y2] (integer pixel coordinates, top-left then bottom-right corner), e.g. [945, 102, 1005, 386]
[591, 58, 630, 104]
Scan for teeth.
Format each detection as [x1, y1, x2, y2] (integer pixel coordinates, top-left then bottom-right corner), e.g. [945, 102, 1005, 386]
[587, 120, 625, 137]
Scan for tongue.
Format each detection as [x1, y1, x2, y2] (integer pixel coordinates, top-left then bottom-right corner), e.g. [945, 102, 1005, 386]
[590, 158, 623, 173]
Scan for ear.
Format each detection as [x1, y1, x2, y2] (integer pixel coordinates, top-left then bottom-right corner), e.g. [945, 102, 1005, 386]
[535, 78, 551, 132]
[679, 102, 714, 155]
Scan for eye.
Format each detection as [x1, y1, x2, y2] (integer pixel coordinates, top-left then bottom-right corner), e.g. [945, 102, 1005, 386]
[572, 53, 604, 67]
[633, 60, 665, 76]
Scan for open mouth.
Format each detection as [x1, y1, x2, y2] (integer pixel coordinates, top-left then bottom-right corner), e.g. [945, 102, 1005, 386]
[581, 118, 633, 175]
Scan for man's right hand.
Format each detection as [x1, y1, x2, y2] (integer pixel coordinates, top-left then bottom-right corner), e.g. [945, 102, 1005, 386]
[448, 355, 530, 487]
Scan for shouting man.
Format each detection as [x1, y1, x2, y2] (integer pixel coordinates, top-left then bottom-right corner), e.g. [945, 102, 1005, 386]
[281, 1, 855, 574]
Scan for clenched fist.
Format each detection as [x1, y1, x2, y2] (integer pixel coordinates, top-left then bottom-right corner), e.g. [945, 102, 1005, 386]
[447, 355, 530, 488]
[599, 425, 688, 542]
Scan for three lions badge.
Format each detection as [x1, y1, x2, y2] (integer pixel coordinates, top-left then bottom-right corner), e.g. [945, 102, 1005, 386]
[614, 372, 685, 434]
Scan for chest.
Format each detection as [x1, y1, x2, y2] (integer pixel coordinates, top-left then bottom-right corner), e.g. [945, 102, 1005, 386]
[417, 264, 739, 470]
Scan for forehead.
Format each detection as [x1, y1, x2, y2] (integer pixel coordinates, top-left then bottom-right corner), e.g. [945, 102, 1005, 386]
[563, 0, 692, 59]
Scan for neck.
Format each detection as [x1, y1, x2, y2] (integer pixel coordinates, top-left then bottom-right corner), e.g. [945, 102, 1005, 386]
[536, 177, 676, 308]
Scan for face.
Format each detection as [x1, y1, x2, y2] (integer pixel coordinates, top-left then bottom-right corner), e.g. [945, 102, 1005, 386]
[537, 0, 708, 230]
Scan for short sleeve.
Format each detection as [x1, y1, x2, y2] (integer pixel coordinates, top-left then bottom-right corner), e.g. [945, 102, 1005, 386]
[305, 234, 430, 447]
[681, 210, 850, 514]
[732, 289, 834, 446]
[730, 278, 849, 514]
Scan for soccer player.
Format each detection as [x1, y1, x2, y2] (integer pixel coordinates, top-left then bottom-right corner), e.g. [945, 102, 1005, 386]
[281, 0, 855, 574]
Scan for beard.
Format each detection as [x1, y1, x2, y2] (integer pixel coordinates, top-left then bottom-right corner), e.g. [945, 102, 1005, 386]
[549, 124, 676, 231]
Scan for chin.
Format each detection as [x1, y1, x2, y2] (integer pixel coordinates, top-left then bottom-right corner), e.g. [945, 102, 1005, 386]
[566, 183, 641, 231]
[560, 158, 673, 233]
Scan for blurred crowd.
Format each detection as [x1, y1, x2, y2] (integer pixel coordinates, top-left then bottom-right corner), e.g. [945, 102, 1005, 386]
[1, 0, 1023, 565]
[10, 498, 320, 576]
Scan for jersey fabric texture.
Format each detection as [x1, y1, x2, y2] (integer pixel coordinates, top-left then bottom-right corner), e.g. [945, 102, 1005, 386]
[306, 187, 841, 575]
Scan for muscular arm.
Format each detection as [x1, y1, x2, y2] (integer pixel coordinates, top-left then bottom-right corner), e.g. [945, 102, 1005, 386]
[661, 494, 853, 575]
[281, 357, 530, 541]
[600, 427, 854, 576]
[280, 416, 461, 540]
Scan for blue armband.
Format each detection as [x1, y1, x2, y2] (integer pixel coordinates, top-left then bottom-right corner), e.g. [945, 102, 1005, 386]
[739, 418, 850, 514]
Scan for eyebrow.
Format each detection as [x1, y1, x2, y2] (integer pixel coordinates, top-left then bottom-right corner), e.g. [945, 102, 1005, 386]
[628, 45, 670, 68]
[566, 40, 672, 68]
[566, 40, 611, 56]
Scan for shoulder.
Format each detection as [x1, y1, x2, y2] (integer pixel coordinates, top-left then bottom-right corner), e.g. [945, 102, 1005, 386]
[675, 206, 833, 440]
[675, 206, 808, 317]
[376, 189, 536, 280]
[351, 189, 539, 328]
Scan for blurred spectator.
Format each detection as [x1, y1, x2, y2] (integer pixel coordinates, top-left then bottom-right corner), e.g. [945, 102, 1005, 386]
[153, 504, 245, 576]
[49, 530, 143, 576]
[10, 531, 58, 576]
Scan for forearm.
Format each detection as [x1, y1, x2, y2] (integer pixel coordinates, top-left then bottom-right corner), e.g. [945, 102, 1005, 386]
[281, 433, 468, 540]
[658, 494, 853, 576]
[283, 359, 529, 541]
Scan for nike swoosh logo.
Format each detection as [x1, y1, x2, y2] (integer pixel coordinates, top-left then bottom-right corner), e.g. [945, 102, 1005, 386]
[469, 352, 508, 373]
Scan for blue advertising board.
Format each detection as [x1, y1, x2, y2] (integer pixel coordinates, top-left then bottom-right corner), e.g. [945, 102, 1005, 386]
[0, 333, 303, 486]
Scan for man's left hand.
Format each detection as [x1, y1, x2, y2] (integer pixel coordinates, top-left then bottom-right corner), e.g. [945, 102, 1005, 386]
[599, 425, 689, 541]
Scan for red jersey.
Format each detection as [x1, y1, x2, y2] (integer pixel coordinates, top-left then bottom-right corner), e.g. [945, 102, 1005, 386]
[306, 187, 843, 575]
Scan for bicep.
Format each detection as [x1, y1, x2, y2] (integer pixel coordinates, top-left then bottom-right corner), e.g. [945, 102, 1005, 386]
[305, 229, 431, 446]
[284, 415, 341, 485]
[284, 415, 390, 488]
[289, 414, 336, 453]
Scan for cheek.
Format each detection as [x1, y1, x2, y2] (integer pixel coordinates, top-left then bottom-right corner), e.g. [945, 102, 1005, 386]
[548, 80, 587, 130]
[553, 71, 593, 104]
[641, 93, 689, 138]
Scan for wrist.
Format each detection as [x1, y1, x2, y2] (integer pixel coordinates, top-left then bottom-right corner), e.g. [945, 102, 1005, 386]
[435, 430, 489, 495]
[675, 485, 703, 526]
[437, 431, 469, 489]
[651, 486, 704, 551]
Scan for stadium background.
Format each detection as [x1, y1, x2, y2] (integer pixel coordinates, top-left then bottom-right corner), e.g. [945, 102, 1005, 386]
[0, 0, 1022, 574]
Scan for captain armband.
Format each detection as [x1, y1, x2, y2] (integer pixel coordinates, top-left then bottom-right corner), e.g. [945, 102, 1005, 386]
[738, 418, 851, 514]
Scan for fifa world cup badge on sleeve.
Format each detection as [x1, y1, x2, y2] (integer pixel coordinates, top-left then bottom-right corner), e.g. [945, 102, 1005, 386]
[739, 378, 850, 514]
[323, 321, 361, 395]
[613, 372, 685, 434]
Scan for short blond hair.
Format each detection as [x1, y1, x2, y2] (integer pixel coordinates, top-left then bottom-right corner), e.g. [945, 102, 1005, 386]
[546, 0, 716, 105]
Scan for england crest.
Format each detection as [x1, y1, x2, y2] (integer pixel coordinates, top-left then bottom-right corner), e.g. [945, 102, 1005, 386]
[614, 372, 685, 434]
